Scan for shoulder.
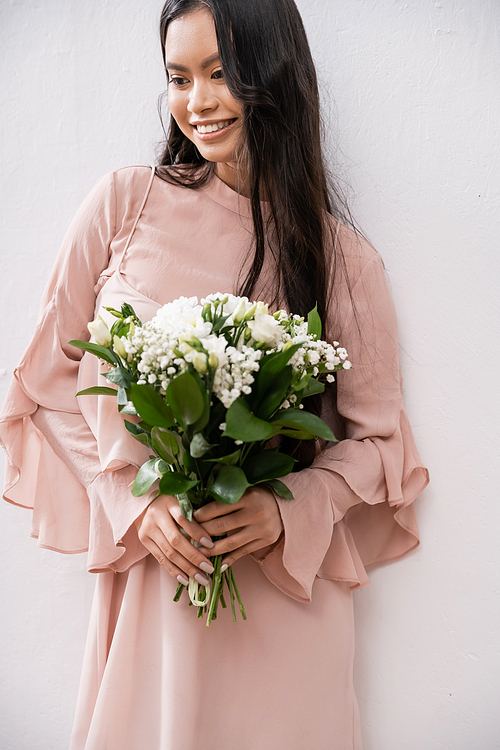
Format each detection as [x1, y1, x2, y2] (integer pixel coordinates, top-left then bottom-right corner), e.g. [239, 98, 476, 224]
[78, 166, 154, 218]
[112, 164, 155, 200]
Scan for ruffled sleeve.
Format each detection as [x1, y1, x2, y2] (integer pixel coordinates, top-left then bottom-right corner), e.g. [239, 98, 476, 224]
[252, 236, 429, 602]
[0, 169, 157, 571]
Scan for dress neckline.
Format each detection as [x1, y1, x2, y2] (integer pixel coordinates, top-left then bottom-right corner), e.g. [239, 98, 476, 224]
[200, 173, 254, 218]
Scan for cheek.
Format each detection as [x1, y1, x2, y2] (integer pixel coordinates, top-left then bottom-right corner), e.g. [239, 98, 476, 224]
[168, 93, 192, 136]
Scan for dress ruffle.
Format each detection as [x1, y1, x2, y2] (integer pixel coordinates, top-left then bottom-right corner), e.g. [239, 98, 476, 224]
[0, 168, 160, 567]
[252, 407, 428, 602]
[0, 375, 91, 553]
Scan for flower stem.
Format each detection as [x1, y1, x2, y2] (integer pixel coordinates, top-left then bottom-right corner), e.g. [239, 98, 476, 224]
[173, 582, 185, 602]
[206, 555, 223, 626]
[225, 570, 237, 623]
[230, 568, 247, 620]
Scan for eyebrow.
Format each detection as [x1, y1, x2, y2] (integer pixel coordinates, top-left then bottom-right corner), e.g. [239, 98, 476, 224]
[165, 52, 220, 72]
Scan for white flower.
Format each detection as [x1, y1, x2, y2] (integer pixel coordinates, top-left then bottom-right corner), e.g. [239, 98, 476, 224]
[243, 302, 257, 320]
[88, 316, 111, 347]
[255, 301, 269, 316]
[247, 313, 282, 347]
[342, 360, 352, 369]
[232, 298, 249, 324]
[204, 335, 228, 367]
[326, 374, 335, 383]
[191, 351, 208, 375]
[113, 335, 127, 359]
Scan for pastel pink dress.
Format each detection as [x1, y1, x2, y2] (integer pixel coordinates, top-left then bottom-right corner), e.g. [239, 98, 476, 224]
[0, 166, 429, 750]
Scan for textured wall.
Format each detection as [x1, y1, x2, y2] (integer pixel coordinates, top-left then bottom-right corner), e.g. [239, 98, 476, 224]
[1, 1, 499, 748]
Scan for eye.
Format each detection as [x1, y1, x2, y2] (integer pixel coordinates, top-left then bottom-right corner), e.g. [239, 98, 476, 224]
[212, 69, 224, 80]
[168, 75, 189, 87]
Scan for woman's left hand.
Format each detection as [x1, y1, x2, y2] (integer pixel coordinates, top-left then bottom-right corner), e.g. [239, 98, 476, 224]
[194, 486, 283, 567]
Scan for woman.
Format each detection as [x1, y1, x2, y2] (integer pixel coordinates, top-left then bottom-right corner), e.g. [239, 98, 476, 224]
[0, 0, 429, 748]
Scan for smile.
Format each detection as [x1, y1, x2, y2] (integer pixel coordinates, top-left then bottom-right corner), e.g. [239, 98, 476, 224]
[193, 119, 237, 138]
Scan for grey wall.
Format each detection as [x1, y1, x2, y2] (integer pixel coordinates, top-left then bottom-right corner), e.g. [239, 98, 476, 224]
[1, 1, 499, 748]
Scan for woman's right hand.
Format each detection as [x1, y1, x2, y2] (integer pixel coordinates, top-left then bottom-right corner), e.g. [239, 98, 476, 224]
[134, 495, 215, 587]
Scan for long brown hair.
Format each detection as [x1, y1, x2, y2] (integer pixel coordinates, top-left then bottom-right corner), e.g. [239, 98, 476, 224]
[157, 0, 356, 467]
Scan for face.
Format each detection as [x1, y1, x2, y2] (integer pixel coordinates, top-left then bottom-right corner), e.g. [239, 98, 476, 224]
[165, 8, 244, 187]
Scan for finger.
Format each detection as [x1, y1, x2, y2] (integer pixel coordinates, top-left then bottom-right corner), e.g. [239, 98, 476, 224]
[150, 530, 213, 584]
[165, 497, 215, 549]
[200, 509, 248, 539]
[145, 539, 190, 586]
[139, 505, 215, 578]
[199, 528, 257, 558]
[220, 539, 268, 568]
[194, 500, 244, 524]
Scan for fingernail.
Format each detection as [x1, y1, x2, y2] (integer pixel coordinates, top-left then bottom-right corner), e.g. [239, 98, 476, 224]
[199, 561, 214, 575]
[220, 563, 229, 573]
[195, 573, 210, 586]
[177, 574, 189, 586]
[200, 536, 214, 549]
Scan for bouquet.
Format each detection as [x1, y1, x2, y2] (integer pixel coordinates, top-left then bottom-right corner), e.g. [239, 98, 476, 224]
[70, 294, 350, 625]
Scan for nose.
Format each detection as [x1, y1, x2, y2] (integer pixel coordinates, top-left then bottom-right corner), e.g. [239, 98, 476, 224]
[187, 80, 218, 115]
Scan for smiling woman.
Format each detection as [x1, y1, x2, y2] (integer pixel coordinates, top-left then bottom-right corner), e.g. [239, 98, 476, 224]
[165, 9, 244, 184]
[0, 0, 429, 748]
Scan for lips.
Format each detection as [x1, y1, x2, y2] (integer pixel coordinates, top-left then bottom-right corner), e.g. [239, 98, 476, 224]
[192, 118, 237, 137]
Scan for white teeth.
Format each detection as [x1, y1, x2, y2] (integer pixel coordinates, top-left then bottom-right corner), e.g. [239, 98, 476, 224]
[196, 120, 231, 134]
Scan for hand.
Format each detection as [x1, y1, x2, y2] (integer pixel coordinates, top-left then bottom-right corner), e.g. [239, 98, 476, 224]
[134, 495, 216, 587]
[194, 486, 284, 567]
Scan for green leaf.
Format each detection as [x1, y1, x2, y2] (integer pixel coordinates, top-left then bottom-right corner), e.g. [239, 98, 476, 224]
[264, 478, 295, 500]
[103, 367, 132, 389]
[159, 472, 199, 496]
[117, 386, 128, 406]
[274, 427, 317, 440]
[206, 449, 241, 466]
[166, 371, 205, 427]
[118, 401, 138, 415]
[212, 314, 231, 333]
[271, 408, 337, 442]
[132, 459, 160, 496]
[124, 420, 149, 437]
[224, 398, 274, 442]
[68, 339, 119, 366]
[130, 383, 176, 429]
[103, 306, 123, 319]
[151, 427, 179, 463]
[75, 386, 117, 397]
[177, 492, 193, 521]
[188, 370, 210, 433]
[183, 450, 197, 473]
[255, 366, 293, 420]
[124, 421, 152, 448]
[190, 432, 214, 458]
[156, 460, 169, 474]
[242, 450, 296, 484]
[130, 432, 151, 447]
[299, 378, 325, 397]
[307, 303, 322, 339]
[208, 465, 250, 504]
[255, 344, 303, 406]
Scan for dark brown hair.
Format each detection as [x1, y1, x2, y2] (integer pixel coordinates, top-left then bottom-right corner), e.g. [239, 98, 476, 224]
[157, 0, 355, 466]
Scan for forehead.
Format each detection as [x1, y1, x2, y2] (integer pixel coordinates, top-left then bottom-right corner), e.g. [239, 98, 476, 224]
[165, 8, 219, 65]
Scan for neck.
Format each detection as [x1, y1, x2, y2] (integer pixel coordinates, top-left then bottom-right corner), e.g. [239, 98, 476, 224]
[215, 161, 251, 199]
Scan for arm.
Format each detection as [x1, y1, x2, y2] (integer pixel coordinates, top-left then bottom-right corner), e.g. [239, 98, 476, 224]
[193, 245, 429, 602]
[1, 167, 221, 577]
